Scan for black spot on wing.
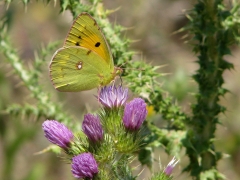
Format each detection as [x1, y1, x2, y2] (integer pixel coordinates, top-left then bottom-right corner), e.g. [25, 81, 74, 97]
[76, 42, 80, 46]
[95, 42, 101, 47]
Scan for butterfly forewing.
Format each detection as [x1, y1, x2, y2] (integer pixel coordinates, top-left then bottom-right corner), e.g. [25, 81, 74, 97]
[64, 13, 113, 68]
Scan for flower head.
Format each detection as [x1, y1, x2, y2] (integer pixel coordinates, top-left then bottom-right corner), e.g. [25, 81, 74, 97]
[71, 152, 98, 179]
[99, 86, 128, 108]
[123, 98, 147, 130]
[42, 120, 73, 149]
[82, 114, 103, 142]
[164, 156, 179, 176]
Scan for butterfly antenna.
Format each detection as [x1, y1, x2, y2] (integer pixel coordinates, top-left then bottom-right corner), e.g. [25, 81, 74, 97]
[118, 61, 128, 69]
[121, 66, 144, 72]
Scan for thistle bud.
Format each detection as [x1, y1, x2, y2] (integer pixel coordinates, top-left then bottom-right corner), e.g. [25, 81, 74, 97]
[82, 114, 103, 142]
[123, 98, 147, 130]
[164, 157, 179, 176]
[42, 120, 73, 149]
[71, 153, 98, 179]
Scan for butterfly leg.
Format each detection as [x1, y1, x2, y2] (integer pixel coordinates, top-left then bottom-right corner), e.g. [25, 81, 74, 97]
[97, 86, 102, 103]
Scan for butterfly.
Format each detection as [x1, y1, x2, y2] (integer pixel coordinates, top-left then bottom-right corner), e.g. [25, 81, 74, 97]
[49, 12, 121, 92]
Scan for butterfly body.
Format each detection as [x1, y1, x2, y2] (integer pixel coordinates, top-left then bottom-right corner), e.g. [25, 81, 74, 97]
[49, 12, 119, 92]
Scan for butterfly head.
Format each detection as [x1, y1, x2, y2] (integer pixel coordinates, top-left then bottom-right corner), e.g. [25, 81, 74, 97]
[114, 67, 123, 77]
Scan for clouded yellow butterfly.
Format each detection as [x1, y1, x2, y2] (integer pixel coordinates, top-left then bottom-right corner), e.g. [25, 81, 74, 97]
[49, 12, 120, 92]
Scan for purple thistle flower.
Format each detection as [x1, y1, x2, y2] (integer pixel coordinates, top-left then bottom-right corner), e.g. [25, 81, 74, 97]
[71, 152, 98, 179]
[123, 98, 147, 130]
[82, 114, 103, 142]
[42, 120, 73, 149]
[164, 156, 179, 176]
[99, 86, 128, 108]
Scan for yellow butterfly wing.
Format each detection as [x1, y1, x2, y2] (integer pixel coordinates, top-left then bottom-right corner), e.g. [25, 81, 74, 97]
[50, 47, 115, 92]
[49, 13, 119, 92]
[64, 12, 113, 68]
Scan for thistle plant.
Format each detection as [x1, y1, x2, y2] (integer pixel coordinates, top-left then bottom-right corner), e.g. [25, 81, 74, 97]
[1, 0, 240, 180]
[41, 86, 149, 179]
[180, 0, 240, 179]
[41, 86, 178, 179]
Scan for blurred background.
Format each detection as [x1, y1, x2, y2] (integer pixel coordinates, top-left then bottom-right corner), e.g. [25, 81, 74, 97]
[0, 0, 240, 179]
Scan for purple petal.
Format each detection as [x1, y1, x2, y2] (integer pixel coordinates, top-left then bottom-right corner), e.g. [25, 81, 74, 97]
[99, 86, 128, 108]
[164, 157, 179, 175]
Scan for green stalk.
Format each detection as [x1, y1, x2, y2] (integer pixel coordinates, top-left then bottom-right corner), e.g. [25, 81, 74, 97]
[184, 0, 234, 179]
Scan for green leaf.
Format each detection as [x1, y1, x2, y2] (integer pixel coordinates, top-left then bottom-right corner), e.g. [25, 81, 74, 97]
[138, 147, 153, 168]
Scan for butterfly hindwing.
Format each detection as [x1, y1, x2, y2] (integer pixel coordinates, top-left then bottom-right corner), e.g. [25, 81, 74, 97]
[50, 47, 114, 92]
